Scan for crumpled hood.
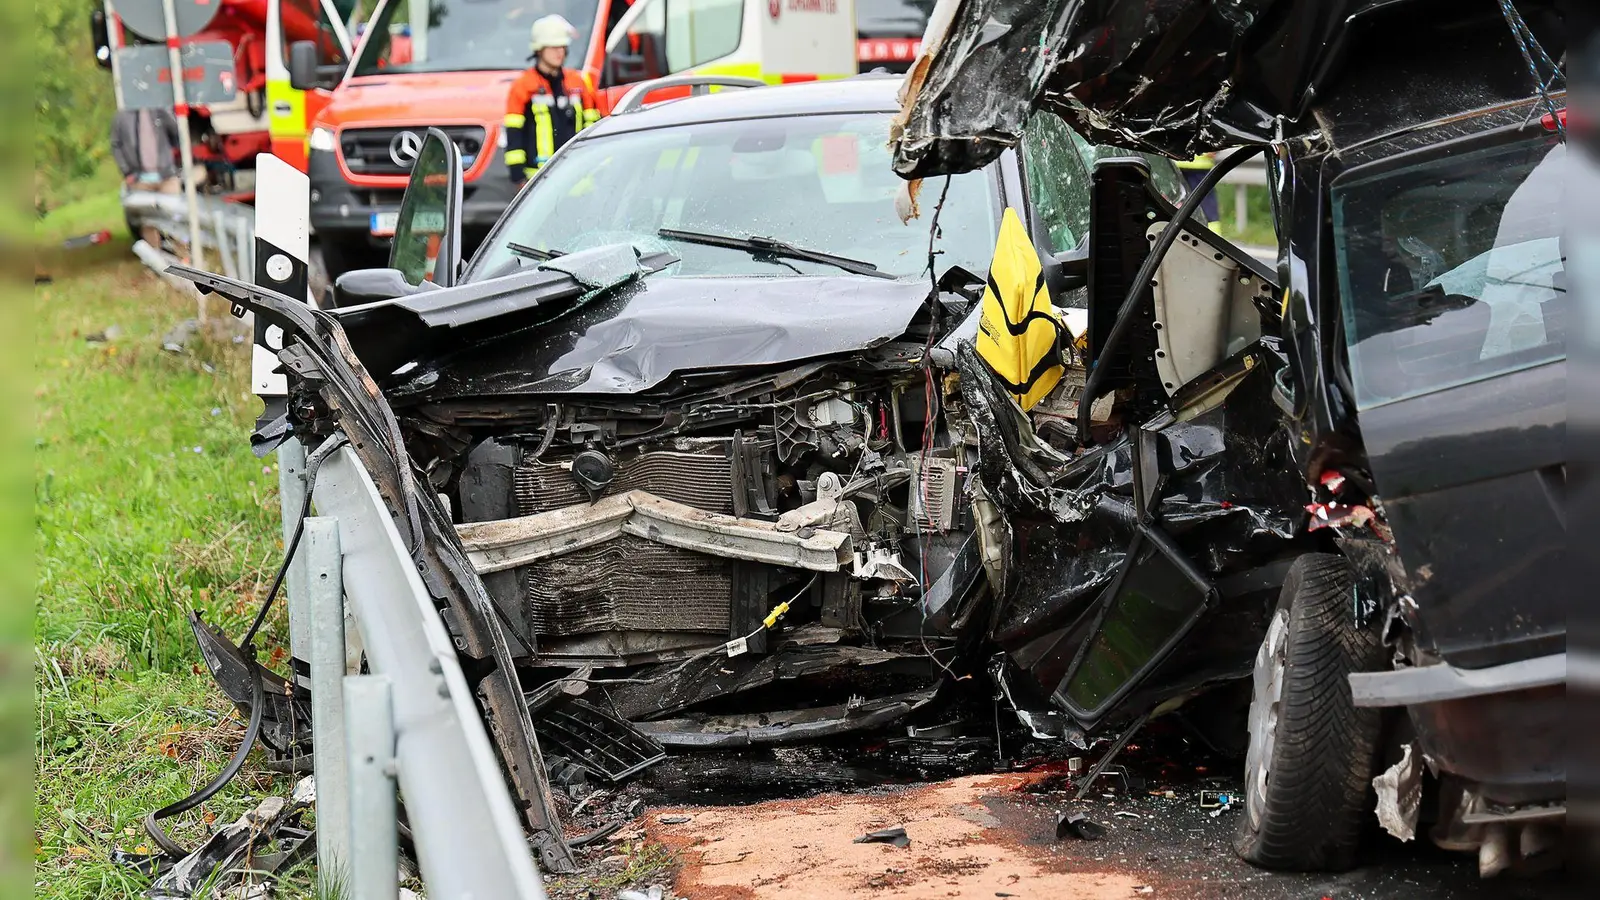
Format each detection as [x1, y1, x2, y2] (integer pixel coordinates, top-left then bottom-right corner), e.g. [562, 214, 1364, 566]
[890, 0, 1567, 177]
[394, 275, 934, 399]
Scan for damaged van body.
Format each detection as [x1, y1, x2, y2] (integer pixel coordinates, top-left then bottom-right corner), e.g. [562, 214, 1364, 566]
[184, 75, 1308, 869]
[891, 0, 1568, 877]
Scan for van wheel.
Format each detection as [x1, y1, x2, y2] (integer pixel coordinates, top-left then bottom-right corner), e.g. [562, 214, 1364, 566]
[1234, 553, 1385, 871]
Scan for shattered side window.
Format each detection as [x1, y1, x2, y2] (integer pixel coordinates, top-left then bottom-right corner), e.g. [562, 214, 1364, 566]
[1019, 110, 1093, 253]
[1021, 110, 1188, 253]
[1332, 134, 1566, 409]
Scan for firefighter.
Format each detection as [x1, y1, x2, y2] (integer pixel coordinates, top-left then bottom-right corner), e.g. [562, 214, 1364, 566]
[504, 15, 600, 186]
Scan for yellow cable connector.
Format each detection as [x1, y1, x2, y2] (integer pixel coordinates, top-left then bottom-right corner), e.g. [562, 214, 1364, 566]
[763, 601, 792, 630]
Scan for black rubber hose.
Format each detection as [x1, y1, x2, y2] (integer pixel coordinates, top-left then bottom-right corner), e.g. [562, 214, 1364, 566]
[143, 647, 266, 859]
[1075, 146, 1267, 446]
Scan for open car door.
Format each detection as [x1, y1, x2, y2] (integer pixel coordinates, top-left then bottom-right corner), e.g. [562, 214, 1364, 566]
[389, 128, 465, 288]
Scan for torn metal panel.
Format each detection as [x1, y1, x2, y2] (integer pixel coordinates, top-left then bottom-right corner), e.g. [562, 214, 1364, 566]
[890, 0, 1570, 176]
[455, 490, 854, 575]
[956, 328, 1305, 728]
[635, 690, 939, 748]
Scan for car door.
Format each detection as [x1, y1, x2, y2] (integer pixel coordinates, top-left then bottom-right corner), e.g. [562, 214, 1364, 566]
[1328, 120, 1566, 669]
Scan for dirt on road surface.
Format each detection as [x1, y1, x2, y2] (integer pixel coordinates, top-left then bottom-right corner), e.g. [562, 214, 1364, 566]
[637, 764, 1562, 900]
[647, 772, 1140, 900]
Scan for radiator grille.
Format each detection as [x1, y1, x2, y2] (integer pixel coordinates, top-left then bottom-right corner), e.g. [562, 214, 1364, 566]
[522, 536, 732, 635]
[513, 451, 735, 516]
[339, 126, 486, 177]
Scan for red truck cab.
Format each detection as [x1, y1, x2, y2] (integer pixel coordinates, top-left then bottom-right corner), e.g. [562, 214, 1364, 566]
[298, 0, 627, 276]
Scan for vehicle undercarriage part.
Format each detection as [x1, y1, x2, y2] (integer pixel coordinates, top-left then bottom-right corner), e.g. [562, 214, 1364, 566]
[528, 695, 667, 782]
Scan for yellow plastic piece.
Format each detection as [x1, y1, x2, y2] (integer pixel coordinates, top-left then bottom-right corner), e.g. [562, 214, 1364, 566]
[763, 601, 791, 629]
[976, 207, 1065, 411]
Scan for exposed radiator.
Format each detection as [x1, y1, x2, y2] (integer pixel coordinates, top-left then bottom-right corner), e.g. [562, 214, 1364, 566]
[514, 449, 738, 637]
[514, 450, 735, 515]
[522, 536, 732, 636]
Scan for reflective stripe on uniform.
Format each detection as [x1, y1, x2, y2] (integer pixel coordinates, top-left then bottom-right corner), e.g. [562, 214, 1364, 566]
[505, 113, 527, 129]
[531, 105, 556, 163]
[504, 148, 528, 166]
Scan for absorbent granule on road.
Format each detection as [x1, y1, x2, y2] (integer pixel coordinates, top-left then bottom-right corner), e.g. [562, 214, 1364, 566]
[645, 772, 1144, 900]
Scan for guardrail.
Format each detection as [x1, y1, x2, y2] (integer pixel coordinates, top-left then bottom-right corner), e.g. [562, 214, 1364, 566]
[124, 188, 258, 286]
[243, 155, 549, 898]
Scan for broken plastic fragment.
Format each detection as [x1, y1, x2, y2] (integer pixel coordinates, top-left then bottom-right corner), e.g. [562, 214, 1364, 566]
[1373, 743, 1422, 841]
[854, 826, 911, 848]
[1055, 812, 1105, 841]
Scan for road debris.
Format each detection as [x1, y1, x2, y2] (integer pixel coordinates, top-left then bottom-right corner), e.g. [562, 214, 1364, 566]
[1373, 743, 1423, 841]
[854, 826, 911, 848]
[1057, 812, 1107, 841]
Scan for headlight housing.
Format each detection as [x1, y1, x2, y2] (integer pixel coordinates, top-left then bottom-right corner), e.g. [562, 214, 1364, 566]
[309, 127, 336, 152]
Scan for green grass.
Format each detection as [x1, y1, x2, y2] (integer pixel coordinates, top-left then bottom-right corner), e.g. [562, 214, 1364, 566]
[34, 162, 127, 246]
[1213, 184, 1278, 250]
[34, 249, 302, 899]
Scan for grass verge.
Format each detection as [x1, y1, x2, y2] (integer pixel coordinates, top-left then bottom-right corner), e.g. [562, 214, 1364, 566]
[34, 248, 301, 899]
[34, 163, 126, 247]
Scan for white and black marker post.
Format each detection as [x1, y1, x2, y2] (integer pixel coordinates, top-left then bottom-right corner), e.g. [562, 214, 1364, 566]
[253, 153, 314, 689]
[159, 0, 205, 314]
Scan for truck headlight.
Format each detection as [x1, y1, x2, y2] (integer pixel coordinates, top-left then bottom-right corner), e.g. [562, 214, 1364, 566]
[309, 127, 336, 152]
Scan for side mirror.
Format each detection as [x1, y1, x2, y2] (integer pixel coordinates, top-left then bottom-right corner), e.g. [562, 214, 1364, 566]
[330, 268, 430, 308]
[389, 127, 464, 288]
[1043, 238, 1090, 297]
[91, 10, 112, 71]
[288, 41, 321, 91]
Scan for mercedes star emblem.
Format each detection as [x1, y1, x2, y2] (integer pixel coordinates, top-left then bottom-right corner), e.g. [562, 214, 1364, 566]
[389, 130, 424, 168]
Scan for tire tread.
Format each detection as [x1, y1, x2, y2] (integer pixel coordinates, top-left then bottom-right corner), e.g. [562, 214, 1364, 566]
[1235, 553, 1386, 872]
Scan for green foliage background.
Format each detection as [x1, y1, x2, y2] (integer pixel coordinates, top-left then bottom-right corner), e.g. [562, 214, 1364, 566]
[36, 0, 117, 213]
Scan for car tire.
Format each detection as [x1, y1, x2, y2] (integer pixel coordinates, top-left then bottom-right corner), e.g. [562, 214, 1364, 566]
[1234, 552, 1385, 872]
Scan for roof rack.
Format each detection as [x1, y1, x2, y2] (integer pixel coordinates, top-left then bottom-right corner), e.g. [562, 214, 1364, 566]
[611, 75, 767, 116]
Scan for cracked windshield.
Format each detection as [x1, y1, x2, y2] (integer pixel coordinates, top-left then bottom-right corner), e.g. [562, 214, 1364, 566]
[471, 113, 999, 280]
[352, 0, 598, 76]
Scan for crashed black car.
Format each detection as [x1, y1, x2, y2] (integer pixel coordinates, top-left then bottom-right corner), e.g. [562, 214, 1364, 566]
[191, 74, 1305, 869]
[892, 0, 1572, 878]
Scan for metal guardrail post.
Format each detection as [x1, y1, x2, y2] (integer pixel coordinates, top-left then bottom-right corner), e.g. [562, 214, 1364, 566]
[344, 674, 399, 900]
[306, 517, 352, 885]
[277, 438, 312, 691]
[212, 208, 237, 279]
[312, 446, 547, 898]
[235, 218, 253, 288]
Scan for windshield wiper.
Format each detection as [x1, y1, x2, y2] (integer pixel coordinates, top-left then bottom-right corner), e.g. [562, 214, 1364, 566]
[506, 241, 565, 261]
[657, 228, 892, 280]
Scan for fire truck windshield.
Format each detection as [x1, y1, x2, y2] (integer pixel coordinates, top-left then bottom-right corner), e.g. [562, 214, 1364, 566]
[352, 0, 598, 76]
